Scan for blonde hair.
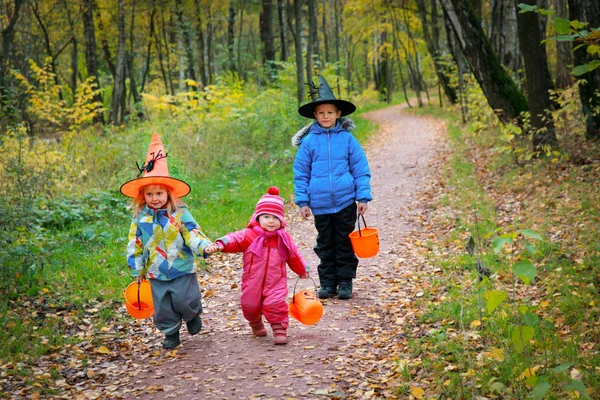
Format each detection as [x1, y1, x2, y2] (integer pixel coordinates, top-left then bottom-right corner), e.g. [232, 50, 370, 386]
[130, 184, 186, 217]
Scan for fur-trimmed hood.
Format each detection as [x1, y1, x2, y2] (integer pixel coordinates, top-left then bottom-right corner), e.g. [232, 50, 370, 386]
[291, 117, 356, 147]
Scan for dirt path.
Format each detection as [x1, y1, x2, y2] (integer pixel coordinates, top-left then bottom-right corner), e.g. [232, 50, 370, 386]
[120, 104, 445, 400]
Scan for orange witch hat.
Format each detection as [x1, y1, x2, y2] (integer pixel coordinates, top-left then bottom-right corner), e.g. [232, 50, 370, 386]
[120, 133, 191, 198]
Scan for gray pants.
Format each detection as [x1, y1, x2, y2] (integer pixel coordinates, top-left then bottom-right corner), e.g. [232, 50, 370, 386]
[149, 273, 202, 335]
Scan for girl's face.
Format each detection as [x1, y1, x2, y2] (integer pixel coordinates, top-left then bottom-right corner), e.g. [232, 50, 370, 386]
[314, 103, 341, 129]
[144, 184, 169, 209]
[258, 214, 281, 231]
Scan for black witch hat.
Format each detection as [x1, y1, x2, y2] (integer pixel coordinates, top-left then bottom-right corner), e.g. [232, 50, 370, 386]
[298, 75, 356, 119]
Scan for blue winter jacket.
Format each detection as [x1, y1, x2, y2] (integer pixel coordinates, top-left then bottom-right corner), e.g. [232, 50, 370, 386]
[293, 120, 372, 216]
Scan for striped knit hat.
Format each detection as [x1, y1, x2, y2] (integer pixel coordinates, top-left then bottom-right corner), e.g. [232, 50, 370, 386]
[253, 186, 286, 225]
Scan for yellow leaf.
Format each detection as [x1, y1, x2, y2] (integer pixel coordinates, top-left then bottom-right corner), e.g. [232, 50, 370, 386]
[95, 346, 110, 354]
[590, 300, 595, 306]
[410, 385, 424, 399]
[470, 320, 481, 328]
[443, 380, 451, 386]
[488, 348, 505, 361]
[518, 365, 540, 380]
[87, 369, 95, 378]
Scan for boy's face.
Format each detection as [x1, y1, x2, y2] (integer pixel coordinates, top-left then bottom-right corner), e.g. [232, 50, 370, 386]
[257, 214, 282, 231]
[314, 103, 341, 129]
[144, 184, 169, 209]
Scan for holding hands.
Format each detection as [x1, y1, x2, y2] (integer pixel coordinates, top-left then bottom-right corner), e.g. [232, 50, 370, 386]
[205, 242, 224, 255]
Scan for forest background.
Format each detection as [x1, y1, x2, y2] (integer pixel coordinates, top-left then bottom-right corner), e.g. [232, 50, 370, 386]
[0, 0, 599, 398]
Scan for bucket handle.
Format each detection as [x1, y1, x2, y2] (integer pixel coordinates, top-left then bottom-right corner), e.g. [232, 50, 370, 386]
[137, 282, 142, 310]
[291, 276, 319, 303]
[356, 214, 369, 237]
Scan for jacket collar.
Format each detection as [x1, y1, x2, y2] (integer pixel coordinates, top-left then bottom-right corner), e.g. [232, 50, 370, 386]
[291, 117, 356, 147]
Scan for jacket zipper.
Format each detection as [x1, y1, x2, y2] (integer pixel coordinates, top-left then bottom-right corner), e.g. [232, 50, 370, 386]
[327, 132, 337, 212]
[260, 242, 271, 297]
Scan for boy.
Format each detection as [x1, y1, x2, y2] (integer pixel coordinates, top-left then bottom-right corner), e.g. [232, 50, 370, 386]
[292, 75, 372, 300]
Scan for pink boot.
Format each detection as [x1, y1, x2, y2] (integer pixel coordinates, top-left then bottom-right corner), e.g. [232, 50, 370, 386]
[249, 319, 267, 337]
[271, 323, 288, 345]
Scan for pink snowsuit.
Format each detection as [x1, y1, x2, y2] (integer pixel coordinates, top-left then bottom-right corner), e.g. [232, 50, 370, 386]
[215, 221, 307, 327]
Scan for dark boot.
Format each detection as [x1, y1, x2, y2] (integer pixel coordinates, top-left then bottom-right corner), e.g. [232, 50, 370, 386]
[318, 286, 337, 299]
[186, 315, 202, 335]
[337, 280, 353, 300]
[162, 331, 181, 349]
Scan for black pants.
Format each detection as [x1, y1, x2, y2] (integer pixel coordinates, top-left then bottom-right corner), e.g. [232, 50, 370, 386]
[314, 202, 358, 288]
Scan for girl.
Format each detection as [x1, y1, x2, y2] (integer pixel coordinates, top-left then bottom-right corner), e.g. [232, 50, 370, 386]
[205, 187, 309, 345]
[120, 133, 212, 349]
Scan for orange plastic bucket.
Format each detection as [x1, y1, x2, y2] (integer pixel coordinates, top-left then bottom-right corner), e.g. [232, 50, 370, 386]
[289, 278, 323, 325]
[124, 280, 155, 319]
[349, 215, 379, 258]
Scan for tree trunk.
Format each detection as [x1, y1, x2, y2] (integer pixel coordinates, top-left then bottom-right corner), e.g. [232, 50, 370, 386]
[415, 0, 457, 104]
[277, 0, 289, 61]
[140, 3, 156, 94]
[294, 0, 305, 105]
[517, 0, 557, 151]
[227, 5, 237, 73]
[334, 0, 341, 75]
[153, 23, 170, 95]
[194, 0, 208, 88]
[489, 0, 521, 78]
[160, 7, 175, 94]
[322, 0, 329, 64]
[554, 0, 572, 88]
[568, 0, 600, 140]
[260, 0, 277, 78]
[96, 7, 116, 78]
[81, 0, 104, 120]
[110, 0, 126, 125]
[306, 0, 317, 96]
[175, 0, 197, 88]
[439, 0, 528, 122]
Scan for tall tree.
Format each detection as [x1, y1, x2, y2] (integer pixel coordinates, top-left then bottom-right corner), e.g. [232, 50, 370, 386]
[517, 0, 558, 150]
[439, 0, 528, 122]
[415, 0, 457, 104]
[227, 4, 237, 73]
[110, 0, 126, 125]
[194, 0, 208, 88]
[306, 0, 317, 98]
[277, 0, 289, 61]
[489, 0, 521, 77]
[554, 0, 572, 88]
[0, 0, 25, 122]
[260, 0, 276, 77]
[293, 0, 305, 104]
[175, 0, 197, 88]
[81, 0, 104, 123]
[568, 0, 600, 140]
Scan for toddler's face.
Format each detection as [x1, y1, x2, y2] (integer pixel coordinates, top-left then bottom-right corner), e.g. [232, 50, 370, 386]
[314, 103, 341, 129]
[144, 184, 169, 209]
[258, 214, 282, 231]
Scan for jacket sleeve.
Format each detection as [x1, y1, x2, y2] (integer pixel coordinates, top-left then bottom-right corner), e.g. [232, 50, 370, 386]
[293, 139, 312, 208]
[180, 209, 212, 256]
[348, 136, 373, 203]
[126, 217, 146, 277]
[216, 228, 252, 253]
[284, 232, 308, 277]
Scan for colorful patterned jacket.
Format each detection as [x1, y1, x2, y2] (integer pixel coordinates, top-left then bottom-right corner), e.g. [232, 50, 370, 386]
[127, 205, 212, 281]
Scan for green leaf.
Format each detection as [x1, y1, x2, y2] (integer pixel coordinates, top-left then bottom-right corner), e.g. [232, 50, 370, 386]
[525, 241, 537, 254]
[531, 378, 551, 400]
[485, 290, 507, 314]
[564, 379, 590, 399]
[574, 64, 591, 76]
[555, 18, 571, 35]
[517, 3, 538, 12]
[546, 35, 575, 42]
[588, 60, 600, 72]
[493, 237, 513, 254]
[552, 363, 573, 373]
[523, 310, 539, 327]
[513, 259, 536, 284]
[511, 326, 535, 353]
[521, 229, 543, 240]
[570, 20, 589, 30]
[587, 45, 600, 55]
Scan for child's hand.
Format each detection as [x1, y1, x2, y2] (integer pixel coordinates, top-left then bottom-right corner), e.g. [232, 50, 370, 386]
[205, 242, 223, 254]
[299, 272, 309, 279]
[136, 275, 145, 284]
[357, 202, 368, 215]
[300, 206, 311, 219]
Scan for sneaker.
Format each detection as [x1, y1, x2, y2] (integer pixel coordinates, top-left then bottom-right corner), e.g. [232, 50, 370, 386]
[162, 331, 181, 349]
[187, 315, 202, 335]
[318, 286, 337, 299]
[337, 280, 353, 300]
[249, 319, 267, 337]
[271, 323, 288, 345]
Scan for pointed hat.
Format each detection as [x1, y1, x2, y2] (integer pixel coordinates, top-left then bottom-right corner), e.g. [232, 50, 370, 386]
[298, 75, 356, 119]
[120, 133, 191, 198]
